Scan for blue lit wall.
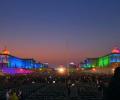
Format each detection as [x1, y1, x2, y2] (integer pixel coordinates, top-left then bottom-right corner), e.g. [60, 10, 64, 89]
[22, 59, 35, 69]
[0, 54, 44, 69]
[0, 55, 43, 69]
[8, 56, 23, 68]
[82, 59, 100, 68]
[110, 53, 120, 63]
[35, 63, 43, 69]
[81, 59, 92, 69]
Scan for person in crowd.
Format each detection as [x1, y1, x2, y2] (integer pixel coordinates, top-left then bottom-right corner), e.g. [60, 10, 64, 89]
[105, 67, 120, 100]
[70, 82, 78, 98]
[9, 91, 19, 100]
[75, 80, 80, 96]
[17, 89, 22, 100]
[6, 89, 11, 100]
[66, 79, 71, 96]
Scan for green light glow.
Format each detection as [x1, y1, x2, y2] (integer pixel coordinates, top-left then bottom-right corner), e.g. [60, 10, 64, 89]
[82, 53, 120, 69]
[98, 56, 110, 68]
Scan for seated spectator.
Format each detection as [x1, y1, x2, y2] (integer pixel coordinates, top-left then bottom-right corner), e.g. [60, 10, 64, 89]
[105, 67, 120, 100]
[9, 91, 19, 100]
[6, 89, 11, 100]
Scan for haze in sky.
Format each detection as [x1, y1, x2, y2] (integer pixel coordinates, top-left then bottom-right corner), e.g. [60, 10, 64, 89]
[0, 0, 120, 67]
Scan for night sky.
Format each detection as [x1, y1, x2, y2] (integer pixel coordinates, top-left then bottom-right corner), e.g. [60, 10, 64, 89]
[0, 0, 120, 67]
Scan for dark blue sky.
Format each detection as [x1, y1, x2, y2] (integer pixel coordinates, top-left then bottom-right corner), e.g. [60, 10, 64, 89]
[0, 0, 120, 66]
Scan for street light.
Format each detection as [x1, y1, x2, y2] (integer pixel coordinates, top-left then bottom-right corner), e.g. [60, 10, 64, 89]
[58, 67, 65, 74]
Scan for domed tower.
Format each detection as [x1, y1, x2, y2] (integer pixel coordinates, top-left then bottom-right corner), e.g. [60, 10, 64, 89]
[0, 47, 10, 68]
[112, 47, 120, 54]
[2, 47, 10, 55]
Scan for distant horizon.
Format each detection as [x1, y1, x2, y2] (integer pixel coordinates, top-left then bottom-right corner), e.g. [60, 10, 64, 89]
[0, 46, 118, 67]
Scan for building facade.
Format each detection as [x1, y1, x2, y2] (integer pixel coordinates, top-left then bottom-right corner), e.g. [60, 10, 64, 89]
[81, 48, 120, 69]
[0, 48, 44, 69]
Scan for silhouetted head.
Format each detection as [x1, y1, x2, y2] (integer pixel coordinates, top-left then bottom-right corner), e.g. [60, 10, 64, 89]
[114, 67, 120, 78]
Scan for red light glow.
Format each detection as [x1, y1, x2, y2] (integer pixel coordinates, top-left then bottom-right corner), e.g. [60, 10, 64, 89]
[112, 48, 120, 53]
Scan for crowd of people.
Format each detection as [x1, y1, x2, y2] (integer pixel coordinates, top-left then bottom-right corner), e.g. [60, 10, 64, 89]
[6, 89, 22, 100]
[0, 67, 120, 100]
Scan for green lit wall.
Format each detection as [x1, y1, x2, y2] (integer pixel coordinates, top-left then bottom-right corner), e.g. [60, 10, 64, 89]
[81, 53, 120, 69]
[98, 55, 110, 68]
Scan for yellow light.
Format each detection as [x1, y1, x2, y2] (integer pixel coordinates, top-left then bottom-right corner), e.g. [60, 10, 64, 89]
[58, 68, 65, 74]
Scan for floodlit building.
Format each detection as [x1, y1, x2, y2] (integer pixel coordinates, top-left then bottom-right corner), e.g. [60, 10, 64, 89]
[0, 47, 44, 70]
[81, 48, 120, 69]
[69, 62, 77, 68]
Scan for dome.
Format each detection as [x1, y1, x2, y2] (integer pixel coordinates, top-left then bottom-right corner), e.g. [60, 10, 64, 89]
[112, 47, 120, 53]
[2, 47, 10, 55]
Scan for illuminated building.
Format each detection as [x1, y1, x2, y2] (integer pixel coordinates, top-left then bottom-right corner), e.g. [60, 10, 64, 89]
[69, 62, 77, 68]
[81, 48, 120, 69]
[0, 48, 44, 70]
